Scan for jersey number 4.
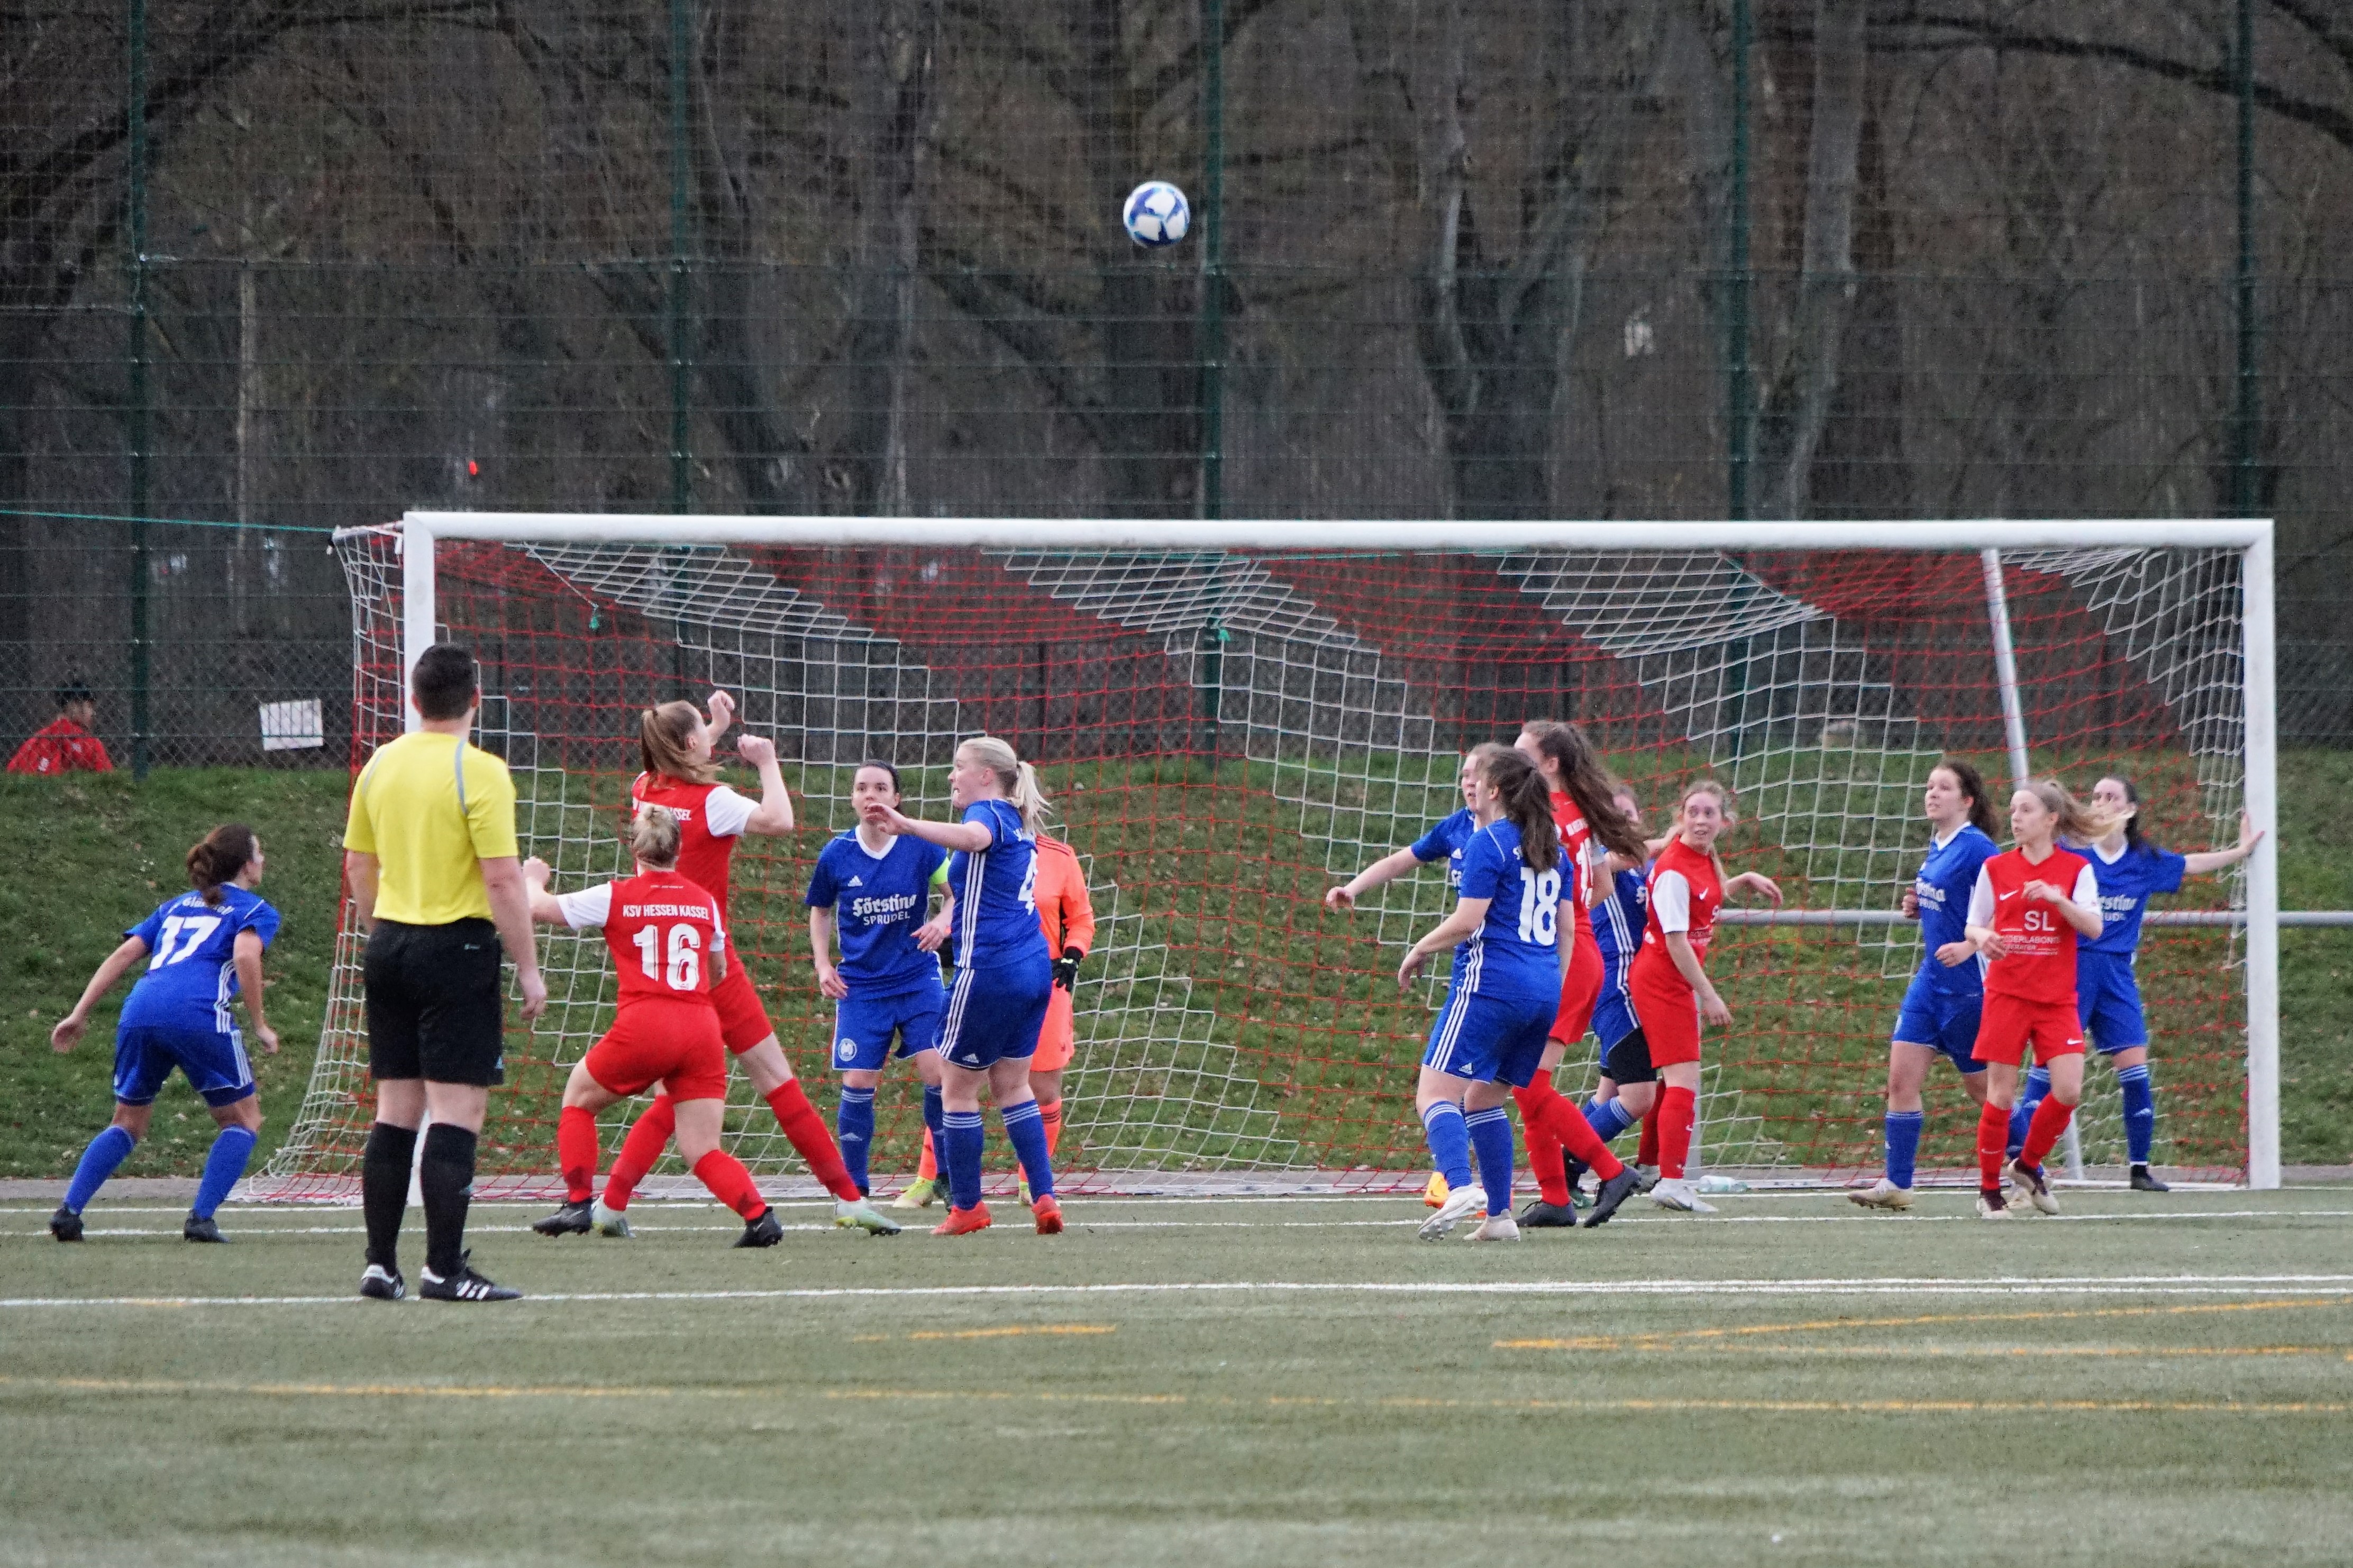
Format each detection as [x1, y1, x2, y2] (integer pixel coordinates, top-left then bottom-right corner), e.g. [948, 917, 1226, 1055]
[632, 923, 704, 991]
[1516, 868, 1562, 946]
[149, 914, 223, 969]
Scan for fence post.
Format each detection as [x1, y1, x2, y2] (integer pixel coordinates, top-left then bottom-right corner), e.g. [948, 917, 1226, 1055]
[668, 0, 692, 518]
[1199, 0, 1227, 522]
[1724, 0, 1753, 524]
[2231, 0, 2260, 517]
[126, 0, 151, 780]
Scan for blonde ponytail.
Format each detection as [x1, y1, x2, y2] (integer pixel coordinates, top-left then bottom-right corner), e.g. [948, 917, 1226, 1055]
[2023, 777, 2121, 846]
[957, 735, 1053, 834]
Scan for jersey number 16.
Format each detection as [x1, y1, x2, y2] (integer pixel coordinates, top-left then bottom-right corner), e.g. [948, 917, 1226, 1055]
[632, 923, 703, 991]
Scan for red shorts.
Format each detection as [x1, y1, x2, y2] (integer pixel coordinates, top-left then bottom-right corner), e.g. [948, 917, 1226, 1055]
[585, 1000, 729, 1102]
[1548, 925, 1605, 1046]
[1971, 993, 2085, 1067]
[1628, 949, 1702, 1066]
[1033, 984, 1076, 1073]
[709, 959, 774, 1054]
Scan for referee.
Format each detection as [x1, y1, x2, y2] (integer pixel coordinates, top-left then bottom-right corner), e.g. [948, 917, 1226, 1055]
[344, 643, 546, 1302]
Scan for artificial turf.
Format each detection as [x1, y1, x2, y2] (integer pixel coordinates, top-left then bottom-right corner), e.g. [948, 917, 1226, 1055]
[4, 1186, 2351, 1567]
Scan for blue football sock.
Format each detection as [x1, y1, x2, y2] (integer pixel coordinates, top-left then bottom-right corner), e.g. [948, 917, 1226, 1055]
[64, 1125, 137, 1214]
[1583, 1095, 1637, 1143]
[1884, 1109, 1925, 1190]
[835, 1087, 876, 1195]
[1419, 1101, 1474, 1192]
[2117, 1063, 2157, 1165]
[1000, 1099, 1055, 1200]
[1465, 1106, 1515, 1217]
[2008, 1066, 2050, 1159]
[922, 1083, 946, 1160]
[942, 1111, 986, 1212]
[192, 1124, 257, 1219]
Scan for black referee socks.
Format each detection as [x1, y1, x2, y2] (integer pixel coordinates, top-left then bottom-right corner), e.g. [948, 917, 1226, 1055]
[361, 1121, 418, 1271]
[419, 1123, 479, 1280]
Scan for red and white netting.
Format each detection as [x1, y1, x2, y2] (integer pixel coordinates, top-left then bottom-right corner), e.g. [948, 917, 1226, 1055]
[260, 530, 2251, 1197]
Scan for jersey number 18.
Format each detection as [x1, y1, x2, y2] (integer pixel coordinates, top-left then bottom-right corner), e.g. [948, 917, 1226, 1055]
[1517, 867, 1562, 946]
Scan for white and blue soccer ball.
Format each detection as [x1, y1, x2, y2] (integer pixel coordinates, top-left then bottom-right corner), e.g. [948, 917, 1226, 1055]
[1123, 180, 1191, 247]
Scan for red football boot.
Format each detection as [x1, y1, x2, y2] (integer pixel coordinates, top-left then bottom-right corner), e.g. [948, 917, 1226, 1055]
[1031, 1195, 1064, 1235]
[932, 1202, 993, 1237]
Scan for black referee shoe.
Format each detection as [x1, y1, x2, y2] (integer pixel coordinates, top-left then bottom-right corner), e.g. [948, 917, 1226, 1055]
[420, 1256, 521, 1302]
[734, 1209, 784, 1248]
[183, 1214, 226, 1243]
[532, 1199, 594, 1236]
[2129, 1164, 2171, 1193]
[1517, 1198, 1580, 1229]
[49, 1205, 83, 1242]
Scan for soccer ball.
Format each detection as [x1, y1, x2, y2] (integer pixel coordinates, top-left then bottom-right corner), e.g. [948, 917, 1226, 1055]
[1123, 181, 1190, 247]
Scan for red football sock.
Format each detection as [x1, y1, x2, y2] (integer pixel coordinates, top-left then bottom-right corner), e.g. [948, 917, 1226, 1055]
[1656, 1085, 1697, 1181]
[692, 1149, 768, 1221]
[1637, 1101, 1661, 1167]
[917, 1125, 938, 1182]
[2021, 1094, 2077, 1169]
[1524, 1113, 1570, 1206]
[1039, 1098, 1064, 1159]
[1977, 1101, 2012, 1190]
[1515, 1080, 1628, 1198]
[557, 1106, 601, 1204]
[765, 1079, 861, 1202]
[600, 1094, 677, 1211]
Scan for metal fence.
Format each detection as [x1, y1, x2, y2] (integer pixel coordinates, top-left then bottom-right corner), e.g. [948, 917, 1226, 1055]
[6, 1, 2353, 764]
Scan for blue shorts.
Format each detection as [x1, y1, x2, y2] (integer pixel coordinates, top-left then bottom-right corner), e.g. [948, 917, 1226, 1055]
[1591, 973, 1640, 1051]
[2076, 951, 2149, 1051]
[1892, 969, 1985, 1075]
[833, 983, 946, 1072]
[1422, 987, 1555, 1088]
[937, 949, 1053, 1069]
[113, 1023, 255, 1108]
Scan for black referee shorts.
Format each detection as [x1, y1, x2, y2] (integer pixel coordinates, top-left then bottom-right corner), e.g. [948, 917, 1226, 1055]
[364, 918, 507, 1086]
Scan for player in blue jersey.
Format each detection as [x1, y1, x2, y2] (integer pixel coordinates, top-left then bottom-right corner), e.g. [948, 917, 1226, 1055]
[1326, 754, 1480, 1207]
[1397, 744, 1572, 1242]
[808, 760, 953, 1202]
[1852, 760, 2003, 1210]
[2005, 775, 2262, 1190]
[48, 825, 282, 1242]
[867, 735, 1063, 1236]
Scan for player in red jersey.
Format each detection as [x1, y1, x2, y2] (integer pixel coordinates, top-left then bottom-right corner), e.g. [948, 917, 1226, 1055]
[522, 806, 782, 1247]
[1959, 780, 2111, 1219]
[1509, 721, 1654, 1227]
[598, 695, 899, 1236]
[1624, 779, 1743, 1215]
[8, 679, 113, 775]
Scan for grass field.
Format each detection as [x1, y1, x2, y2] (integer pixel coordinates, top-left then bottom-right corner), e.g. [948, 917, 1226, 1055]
[4, 1187, 2352, 1567]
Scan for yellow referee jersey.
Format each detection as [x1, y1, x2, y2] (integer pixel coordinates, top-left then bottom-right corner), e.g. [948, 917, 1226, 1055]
[343, 731, 519, 925]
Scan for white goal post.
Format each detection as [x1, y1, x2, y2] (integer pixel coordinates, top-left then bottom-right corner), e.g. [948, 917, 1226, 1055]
[342, 512, 2279, 1191]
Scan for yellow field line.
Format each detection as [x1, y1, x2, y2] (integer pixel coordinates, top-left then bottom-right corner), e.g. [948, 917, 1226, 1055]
[849, 1324, 1118, 1343]
[1496, 1295, 2353, 1351]
[2, 1374, 2347, 1417]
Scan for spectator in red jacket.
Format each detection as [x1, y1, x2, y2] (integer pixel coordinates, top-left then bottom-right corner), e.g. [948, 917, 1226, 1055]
[9, 681, 114, 775]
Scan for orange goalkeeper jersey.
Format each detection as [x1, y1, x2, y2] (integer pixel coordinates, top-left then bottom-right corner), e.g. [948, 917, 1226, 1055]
[1034, 836, 1095, 957]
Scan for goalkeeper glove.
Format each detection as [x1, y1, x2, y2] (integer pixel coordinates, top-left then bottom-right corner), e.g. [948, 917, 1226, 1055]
[1052, 947, 1083, 991]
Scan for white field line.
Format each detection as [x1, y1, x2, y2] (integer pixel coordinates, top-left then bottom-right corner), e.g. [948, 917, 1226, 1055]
[10, 1208, 2349, 1240]
[7, 1274, 2353, 1312]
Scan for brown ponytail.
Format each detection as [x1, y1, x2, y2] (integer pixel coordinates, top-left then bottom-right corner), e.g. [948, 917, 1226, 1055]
[1934, 757, 1999, 837]
[639, 700, 717, 784]
[187, 824, 258, 906]
[1519, 720, 1646, 860]
[1470, 742, 1559, 875]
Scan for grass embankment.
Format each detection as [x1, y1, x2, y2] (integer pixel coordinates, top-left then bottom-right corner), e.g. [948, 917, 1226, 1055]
[3, 752, 2349, 1177]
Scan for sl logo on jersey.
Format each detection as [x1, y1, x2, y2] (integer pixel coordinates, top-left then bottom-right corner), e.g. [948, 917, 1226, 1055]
[835, 1036, 858, 1063]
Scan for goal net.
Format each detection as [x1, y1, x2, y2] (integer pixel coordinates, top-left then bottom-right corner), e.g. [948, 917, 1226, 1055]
[261, 519, 2273, 1197]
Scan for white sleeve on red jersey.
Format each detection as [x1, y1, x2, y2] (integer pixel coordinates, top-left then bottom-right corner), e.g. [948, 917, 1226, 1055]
[554, 882, 614, 931]
[701, 785, 754, 838]
[2072, 863, 2102, 937]
[1967, 866, 1994, 928]
[1652, 869, 1690, 932]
